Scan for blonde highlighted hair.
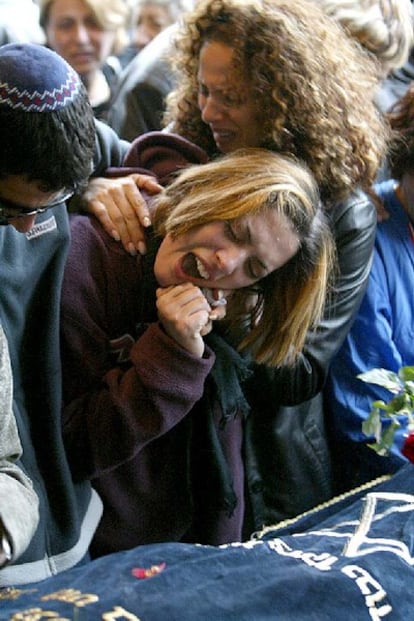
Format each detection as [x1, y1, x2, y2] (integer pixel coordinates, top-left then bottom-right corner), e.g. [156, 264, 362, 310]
[153, 148, 336, 367]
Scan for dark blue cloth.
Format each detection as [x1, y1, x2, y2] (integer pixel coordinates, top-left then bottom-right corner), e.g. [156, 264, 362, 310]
[1, 463, 414, 620]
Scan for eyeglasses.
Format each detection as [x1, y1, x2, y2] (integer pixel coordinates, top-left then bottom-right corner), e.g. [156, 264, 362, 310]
[0, 190, 75, 226]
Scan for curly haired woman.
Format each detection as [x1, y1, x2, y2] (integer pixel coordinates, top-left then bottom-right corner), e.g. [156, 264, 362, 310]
[82, 0, 389, 530]
[156, 0, 388, 528]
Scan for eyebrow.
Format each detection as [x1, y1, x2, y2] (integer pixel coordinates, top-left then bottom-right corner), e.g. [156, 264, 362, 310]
[197, 76, 238, 95]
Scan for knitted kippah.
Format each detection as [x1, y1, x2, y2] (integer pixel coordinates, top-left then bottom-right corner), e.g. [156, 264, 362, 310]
[0, 43, 82, 112]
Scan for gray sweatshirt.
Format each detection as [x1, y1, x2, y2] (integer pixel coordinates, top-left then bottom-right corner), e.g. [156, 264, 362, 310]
[0, 324, 39, 564]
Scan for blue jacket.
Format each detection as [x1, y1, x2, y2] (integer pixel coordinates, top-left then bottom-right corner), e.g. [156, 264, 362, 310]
[326, 179, 412, 489]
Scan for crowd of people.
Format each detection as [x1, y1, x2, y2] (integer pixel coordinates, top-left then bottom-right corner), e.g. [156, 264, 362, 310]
[0, 0, 413, 603]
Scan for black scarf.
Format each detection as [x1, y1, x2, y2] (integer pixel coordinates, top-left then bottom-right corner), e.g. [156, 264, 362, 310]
[138, 231, 251, 521]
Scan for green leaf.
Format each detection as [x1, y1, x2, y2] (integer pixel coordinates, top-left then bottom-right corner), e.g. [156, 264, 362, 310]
[357, 368, 402, 393]
[360, 366, 414, 457]
[398, 366, 414, 382]
[362, 408, 381, 439]
[366, 420, 400, 456]
[388, 393, 411, 413]
[370, 399, 397, 414]
[366, 441, 391, 457]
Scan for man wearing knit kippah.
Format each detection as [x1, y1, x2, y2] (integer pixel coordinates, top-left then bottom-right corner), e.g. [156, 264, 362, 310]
[0, 42, 146, 586]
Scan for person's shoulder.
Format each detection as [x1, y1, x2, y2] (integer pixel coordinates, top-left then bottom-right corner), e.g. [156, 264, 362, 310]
[329, 187, 377, 231]
[69, 213, 133, 261]
[69, 213, 106, 245]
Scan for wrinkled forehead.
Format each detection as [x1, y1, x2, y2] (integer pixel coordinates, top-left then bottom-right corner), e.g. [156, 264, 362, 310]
[198, 39, 247, 83]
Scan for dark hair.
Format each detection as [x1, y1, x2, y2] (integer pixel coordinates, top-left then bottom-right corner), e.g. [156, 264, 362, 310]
[0, 84, 95, 193]
[386, 82, 414, 180]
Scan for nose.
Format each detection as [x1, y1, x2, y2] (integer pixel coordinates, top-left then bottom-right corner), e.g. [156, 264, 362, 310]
[216, 246, 245, 275]
[200, 95, 225, 124]
[74, 23, 91, 44]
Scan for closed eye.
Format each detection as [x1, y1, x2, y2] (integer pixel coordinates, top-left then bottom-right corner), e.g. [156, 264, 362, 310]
[224, 222, 264, 281]
[224, 221, 240, 242]
[197, 83, 244, 108]
[247, 259, 267, 281]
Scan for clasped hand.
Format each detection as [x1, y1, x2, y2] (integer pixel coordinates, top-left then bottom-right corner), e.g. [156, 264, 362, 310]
[156, 284, 227, 357]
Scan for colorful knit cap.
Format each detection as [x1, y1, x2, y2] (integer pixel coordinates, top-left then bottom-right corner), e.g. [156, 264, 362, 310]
[0, 43, 82, 112]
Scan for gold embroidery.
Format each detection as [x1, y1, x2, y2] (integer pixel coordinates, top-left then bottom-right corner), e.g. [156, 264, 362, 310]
[0, 587, 37, 601]
[9, 608, 70, 621]
[102, 606, 141, 620]
[41, 589, 99, 607]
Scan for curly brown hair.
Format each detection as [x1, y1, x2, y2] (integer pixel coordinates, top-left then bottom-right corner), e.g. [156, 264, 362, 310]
[164, 0, 389, 205]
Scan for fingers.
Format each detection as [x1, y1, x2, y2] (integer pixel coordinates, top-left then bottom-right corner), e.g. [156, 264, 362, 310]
[156, 284, 211, 328]
[199, 319, 213, 337]
[82, 175, 162, 255]
[201, 288, 228, 320]
[108, 180, 151, 255]
[131, 173, 163, 195]
[84, 198, 120, 242]
[156, 284, 213, 357]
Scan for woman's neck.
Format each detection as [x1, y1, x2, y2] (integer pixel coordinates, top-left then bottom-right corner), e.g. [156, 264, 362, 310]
[82, 70, 110, 108]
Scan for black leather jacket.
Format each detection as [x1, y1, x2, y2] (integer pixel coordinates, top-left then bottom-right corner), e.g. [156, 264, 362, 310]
[243, 188, 377, 533]
[107, 26, 178, 141]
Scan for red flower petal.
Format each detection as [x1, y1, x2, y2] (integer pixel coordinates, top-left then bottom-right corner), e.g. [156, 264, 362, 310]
[401, 433, 414, 463]
[132, 562, 166, 579]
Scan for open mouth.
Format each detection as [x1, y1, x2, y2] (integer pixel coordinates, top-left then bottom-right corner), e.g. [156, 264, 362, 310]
[181, 253, 209, 280]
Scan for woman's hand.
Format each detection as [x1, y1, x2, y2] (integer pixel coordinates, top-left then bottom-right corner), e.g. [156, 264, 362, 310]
[82, 173, 162, 255]
[156, 284, 227, 357]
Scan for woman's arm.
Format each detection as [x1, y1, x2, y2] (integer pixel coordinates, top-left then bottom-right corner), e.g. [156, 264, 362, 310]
[61, 216, 215, 481]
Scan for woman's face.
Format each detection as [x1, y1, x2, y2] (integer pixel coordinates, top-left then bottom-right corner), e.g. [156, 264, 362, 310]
[197, 40, 264, 153]
[154, 209, 300, 290]
[44, 0, 116, 77]
[133, 4, 172, 49]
